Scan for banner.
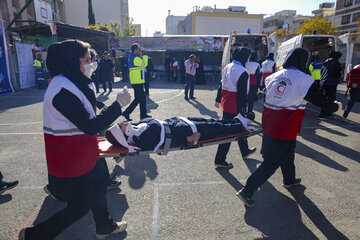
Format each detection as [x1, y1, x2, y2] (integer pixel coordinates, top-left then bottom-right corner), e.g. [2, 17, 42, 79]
[109, 36, 225, 51]
[16, 43, 36, 89]
[0, 20, 14, 95]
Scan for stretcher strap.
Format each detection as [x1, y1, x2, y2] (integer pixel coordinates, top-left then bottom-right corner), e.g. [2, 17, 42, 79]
[178, 117, 198, 144]
[161, 123, 172, 155]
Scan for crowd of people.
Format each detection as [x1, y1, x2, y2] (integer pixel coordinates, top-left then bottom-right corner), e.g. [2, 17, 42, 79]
[1, 37, 358, 240]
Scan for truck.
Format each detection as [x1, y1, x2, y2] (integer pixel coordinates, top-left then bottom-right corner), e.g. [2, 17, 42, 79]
[338, 33, 360, 81]
[275, 34, 337, 71]
[221, 32, 270, 69]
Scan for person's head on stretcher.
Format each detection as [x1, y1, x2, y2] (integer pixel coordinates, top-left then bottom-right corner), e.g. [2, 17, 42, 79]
[104, 114, 253, 152]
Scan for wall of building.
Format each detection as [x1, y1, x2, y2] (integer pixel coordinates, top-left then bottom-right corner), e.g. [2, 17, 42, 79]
[166, 16, 186, 34]
[335, 0, 360, 33]
[4, 0, 36, 27]
[192, 12, 263, 34]
[62, 0, 128, 30]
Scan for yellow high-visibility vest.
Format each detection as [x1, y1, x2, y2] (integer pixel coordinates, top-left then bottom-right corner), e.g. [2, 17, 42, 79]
[128, 53, 148, 84]
[33, 59, 42, 67]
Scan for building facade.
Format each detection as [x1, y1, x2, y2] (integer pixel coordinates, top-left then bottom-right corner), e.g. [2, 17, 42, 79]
[335, 0, 360, 33]
[176, 6, 263, 35]
[0, 0, 36, 27]
[58, 0, 129, 31]
[166, 15, 186, 34]
[263, 10, 297, 34]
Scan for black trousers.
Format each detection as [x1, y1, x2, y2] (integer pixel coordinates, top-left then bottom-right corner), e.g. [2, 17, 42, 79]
[145, 73, 151, 95]
[242, 134, 296, 198]
[214, 112, 250, 163]
[0, 171, 3, 181]
[26, 159, 116, 239]
[121, 68, 128, 82]
[319, 85, 337, 117]
[343, 88, 360, 118]
[247, 84, 258, 113]
[123, 83, 147, 118]
[185, 74, 196, 98]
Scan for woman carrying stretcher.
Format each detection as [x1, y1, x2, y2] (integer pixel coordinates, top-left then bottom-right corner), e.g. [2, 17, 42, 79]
[104, 114, 253, 152]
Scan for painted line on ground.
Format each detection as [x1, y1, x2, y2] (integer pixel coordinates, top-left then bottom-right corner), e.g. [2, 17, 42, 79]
[0, 132, 43, 135]
[152, 184, 159, 240]
[0, 121, 42, 126]
[10, 200, 44, 240]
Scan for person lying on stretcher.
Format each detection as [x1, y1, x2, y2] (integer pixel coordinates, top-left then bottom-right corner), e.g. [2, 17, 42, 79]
[104, 113, 253, 152]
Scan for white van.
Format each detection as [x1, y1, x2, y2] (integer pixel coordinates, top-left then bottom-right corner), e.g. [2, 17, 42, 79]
[275, 34, 337, 70]
[338, 33, 360, 80]
[222, 32, 270, 69]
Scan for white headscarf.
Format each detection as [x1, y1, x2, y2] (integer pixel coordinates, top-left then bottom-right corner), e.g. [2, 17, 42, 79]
[125, 123, 148, 143]
[109, 124, 141, 152]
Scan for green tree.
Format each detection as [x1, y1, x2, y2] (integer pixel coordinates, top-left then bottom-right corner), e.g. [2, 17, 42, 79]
[88, 0, 95, 25]
[109, 21, 121, 37]
[270, 27, 291, 37]
[297, 16, 337, 35]
[122, 15, 136, 36]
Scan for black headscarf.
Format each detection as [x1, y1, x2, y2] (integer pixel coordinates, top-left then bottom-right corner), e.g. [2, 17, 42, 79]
[266, 53, 274, 61]
[329, 51, 342, 60]
[282, 48, 309, 73]
[232, 47, 251, 66]
[249, 51, 258, 62]
[46, 40, 96, 107]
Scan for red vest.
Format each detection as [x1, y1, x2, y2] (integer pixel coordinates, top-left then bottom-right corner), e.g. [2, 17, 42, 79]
[348, 68, 360, 89]
[43, 75, 99, 178]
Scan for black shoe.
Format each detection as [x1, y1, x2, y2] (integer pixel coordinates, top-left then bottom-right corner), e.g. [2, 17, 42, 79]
[283, 178, 301, 189]
[242, 148, 256, 159]
[107, 180, 122, 189]
[140, 114, 151, 119]
[184, 96, 189, 101]
[0, 180, 19, 194]
[190, 96, 196, 100]
[123, 113, 132, 121]
[236, 188, 255, 207]
[214, 161, 233, 168]
[43, 185, 58, 201]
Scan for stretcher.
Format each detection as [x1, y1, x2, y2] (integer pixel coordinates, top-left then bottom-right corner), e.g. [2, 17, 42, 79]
[98, 128, 262, 158]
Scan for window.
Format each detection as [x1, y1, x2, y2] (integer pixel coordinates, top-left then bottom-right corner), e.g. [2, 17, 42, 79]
[353, 12, 360, 22]
[355, 0, 360, 4]
[344, 0, 353, 6]
[341, 15, 351, 24]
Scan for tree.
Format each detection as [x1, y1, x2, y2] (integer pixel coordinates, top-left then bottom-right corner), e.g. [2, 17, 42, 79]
[88, 0, 95, 26]
[297, 16, 337, 35]
[109, 21, 121, 37]
[270, 27, 291, 37]
[122, 15, 136, 36]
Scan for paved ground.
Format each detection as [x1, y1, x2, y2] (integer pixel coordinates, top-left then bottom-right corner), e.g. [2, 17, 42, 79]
[0, 78, 359, 240]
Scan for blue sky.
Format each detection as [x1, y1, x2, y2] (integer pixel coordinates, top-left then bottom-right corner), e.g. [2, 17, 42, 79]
[128, 0, 337, 36]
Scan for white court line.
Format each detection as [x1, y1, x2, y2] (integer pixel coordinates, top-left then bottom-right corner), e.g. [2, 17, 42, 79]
[151, 180, 230, 240]
[152, 185, 159, 240]
[0, 121, 42, 126]
[148, 90, 184, 105]
[0, 132, 43, 135]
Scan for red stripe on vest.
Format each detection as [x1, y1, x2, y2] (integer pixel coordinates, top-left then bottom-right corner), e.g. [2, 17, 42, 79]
[262, 106, 305, 140]
[221, 89, 237, 114]
[249, 74, 257, 85]
[262, 72, 272, 83]
[44, 133, 99, 177]
[348, 69, 360, 89]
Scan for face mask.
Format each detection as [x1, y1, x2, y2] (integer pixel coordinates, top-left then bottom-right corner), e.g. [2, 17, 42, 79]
[83, 62, 97, 78]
